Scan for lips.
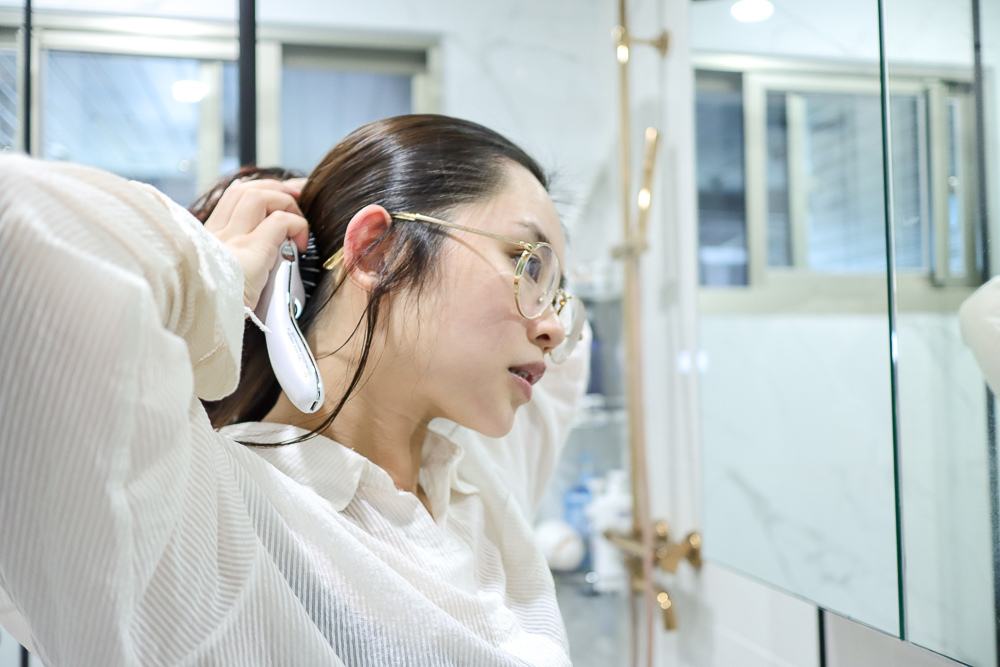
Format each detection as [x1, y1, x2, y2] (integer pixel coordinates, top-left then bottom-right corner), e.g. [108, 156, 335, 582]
[508, 362, 546, 387]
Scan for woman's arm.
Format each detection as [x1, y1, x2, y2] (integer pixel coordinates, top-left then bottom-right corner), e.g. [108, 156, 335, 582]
[0, 156, 272, 664]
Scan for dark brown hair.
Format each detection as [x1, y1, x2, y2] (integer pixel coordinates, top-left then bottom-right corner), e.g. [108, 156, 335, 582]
[196, 114, 548, 445]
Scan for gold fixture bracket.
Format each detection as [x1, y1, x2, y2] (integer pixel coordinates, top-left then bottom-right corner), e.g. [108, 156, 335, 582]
[612, 27, 671, 60]
[605, 521, 703, 575]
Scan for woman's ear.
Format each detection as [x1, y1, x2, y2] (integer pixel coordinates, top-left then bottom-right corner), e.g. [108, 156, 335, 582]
[342, 204, 393, 291]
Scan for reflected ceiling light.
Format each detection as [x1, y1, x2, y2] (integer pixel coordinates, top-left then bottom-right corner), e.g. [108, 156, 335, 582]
[730, 0, 774, 22]
[171, 80, 209, 103]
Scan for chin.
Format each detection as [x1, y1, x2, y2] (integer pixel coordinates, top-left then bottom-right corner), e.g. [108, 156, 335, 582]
[459, 404, 517, 439]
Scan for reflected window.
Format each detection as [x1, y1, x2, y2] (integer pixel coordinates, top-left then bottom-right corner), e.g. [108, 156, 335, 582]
[769, 90, 893, 273]
[695, 71, 747, 286]
[766, 92, 791, 268]
[695, 66, 976, 288]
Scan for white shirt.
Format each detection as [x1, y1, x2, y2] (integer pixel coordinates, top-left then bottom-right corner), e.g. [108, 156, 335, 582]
[0, 155, 589, 666]
[960, 275, 1000, 393]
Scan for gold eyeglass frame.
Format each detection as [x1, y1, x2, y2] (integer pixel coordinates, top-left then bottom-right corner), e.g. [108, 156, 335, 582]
[388, 212, 580, 324]
[321, 211, 585, 359]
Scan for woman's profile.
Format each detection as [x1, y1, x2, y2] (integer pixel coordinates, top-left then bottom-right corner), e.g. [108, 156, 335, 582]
[0, 114, 589, 666]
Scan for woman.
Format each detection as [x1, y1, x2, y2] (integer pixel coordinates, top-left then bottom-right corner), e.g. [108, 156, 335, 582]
[0, 115, 589, 665]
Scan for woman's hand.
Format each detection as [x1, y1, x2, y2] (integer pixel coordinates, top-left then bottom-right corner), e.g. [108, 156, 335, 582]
[203, 178, 310, 310]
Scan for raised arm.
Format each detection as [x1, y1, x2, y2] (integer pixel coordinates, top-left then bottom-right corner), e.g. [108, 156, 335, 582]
[960, 276, 1000, 393]
[0, 156, 254, 664]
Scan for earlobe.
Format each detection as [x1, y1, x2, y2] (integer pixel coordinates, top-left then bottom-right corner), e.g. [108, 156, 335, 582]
[342, 204, 393, 291]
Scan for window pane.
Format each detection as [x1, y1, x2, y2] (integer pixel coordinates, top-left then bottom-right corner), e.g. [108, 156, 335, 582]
[766, 90, 926, 273]
[695, 73, 747, 286]
[766, 92, 791, 267]
[0, 48, 17, 150]
[946, 98, 965, 274]
[888, 95, 925, 271]
[43, 51, 202, 205]
[281, 67, 411, 174]
[799, 92, 887, 272]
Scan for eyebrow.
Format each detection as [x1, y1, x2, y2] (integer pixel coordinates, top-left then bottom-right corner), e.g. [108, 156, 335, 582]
[513, 220, 551, 246]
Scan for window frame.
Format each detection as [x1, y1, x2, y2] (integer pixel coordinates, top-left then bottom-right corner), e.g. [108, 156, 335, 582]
[0, 9, 440, 194]
[694, 53, 979, 314]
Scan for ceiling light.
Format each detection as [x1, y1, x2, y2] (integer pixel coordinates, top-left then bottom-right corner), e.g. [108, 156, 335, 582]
[731, 0, 774, 22]
[171, 80, 209, 103]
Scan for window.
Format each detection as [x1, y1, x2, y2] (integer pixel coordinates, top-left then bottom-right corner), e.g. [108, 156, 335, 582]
[695, 59, 979, 307]
[43, 51, 206, 205]
[0, 27, 18, 151]
[4, 14, 437, 206]
[696, 71, 747, 287]
[278, 46, 420, 174]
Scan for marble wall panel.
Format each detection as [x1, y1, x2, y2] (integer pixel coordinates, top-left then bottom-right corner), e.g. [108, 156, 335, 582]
[699, 314, 899, 634]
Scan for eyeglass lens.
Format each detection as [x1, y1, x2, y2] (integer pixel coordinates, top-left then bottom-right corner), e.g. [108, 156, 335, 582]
[516, 245, 585, 363]
[517, 245, 561, 318]
[550, 297, 585, 364]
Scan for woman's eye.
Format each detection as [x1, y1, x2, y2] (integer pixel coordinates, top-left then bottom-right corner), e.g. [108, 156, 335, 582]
[524, 255, 542, 282]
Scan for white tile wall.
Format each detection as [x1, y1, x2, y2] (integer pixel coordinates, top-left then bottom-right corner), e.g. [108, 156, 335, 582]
[699, 315, 900, 634]
[827, 612, 965, 667]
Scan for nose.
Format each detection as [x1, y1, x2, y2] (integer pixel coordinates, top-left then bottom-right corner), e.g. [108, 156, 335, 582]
[528, 305, 567, 354]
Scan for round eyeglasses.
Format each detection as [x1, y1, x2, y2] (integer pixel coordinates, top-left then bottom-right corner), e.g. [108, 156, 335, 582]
[388, 212, 586, 364]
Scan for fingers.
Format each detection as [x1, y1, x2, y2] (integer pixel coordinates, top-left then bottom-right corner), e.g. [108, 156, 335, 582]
[281, 178, 307, 196]
[204, 179, 305, 236]
[252, 210, 310, 257]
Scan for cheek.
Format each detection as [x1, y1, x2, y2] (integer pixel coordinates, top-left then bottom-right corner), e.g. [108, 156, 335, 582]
[439, 256, 519, 330]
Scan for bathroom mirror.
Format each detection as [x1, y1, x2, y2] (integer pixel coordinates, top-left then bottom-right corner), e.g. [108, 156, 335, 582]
[692, 0, 901, 636]
[695, 0, 1000, 663]
[884, 0, 998, 664]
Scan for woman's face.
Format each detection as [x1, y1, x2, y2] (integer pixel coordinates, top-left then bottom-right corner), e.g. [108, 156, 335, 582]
[388, 162, 567, 438]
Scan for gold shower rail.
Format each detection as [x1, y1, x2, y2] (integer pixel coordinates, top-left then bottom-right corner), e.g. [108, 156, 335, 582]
[609, 0, 701, 659]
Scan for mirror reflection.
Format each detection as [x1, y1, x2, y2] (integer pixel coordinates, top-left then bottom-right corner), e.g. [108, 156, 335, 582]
[885, 0, 999, 665]
[692, 0, 900, 635]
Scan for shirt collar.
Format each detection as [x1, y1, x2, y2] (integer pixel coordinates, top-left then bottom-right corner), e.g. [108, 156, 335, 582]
[221, 421, 478, 512]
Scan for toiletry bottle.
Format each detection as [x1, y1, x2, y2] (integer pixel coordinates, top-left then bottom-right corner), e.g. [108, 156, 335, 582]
[562, 454, 596, 570]
[587, 469, 632, 593]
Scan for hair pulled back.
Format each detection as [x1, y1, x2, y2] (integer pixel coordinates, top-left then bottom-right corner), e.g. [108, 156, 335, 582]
[200, 114, 548, 444]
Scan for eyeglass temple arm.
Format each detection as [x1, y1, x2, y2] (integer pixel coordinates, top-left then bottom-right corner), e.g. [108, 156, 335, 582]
[391, 212, 535, 251]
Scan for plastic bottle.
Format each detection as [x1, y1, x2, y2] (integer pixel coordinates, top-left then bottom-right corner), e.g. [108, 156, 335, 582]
[586, 469, 632, 593]
[562, 454, 596, 570]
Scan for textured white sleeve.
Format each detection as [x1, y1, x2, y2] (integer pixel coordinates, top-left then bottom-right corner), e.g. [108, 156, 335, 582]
[0, 156, 246, 665]
[959, 276, 1000, 394]
[446, 323, 591, 519]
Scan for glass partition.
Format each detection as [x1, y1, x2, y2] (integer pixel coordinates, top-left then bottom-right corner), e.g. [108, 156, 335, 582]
[695, 0, 1000, 661]
[884, 0, 998, 664]
[692, 0, 902, 636]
